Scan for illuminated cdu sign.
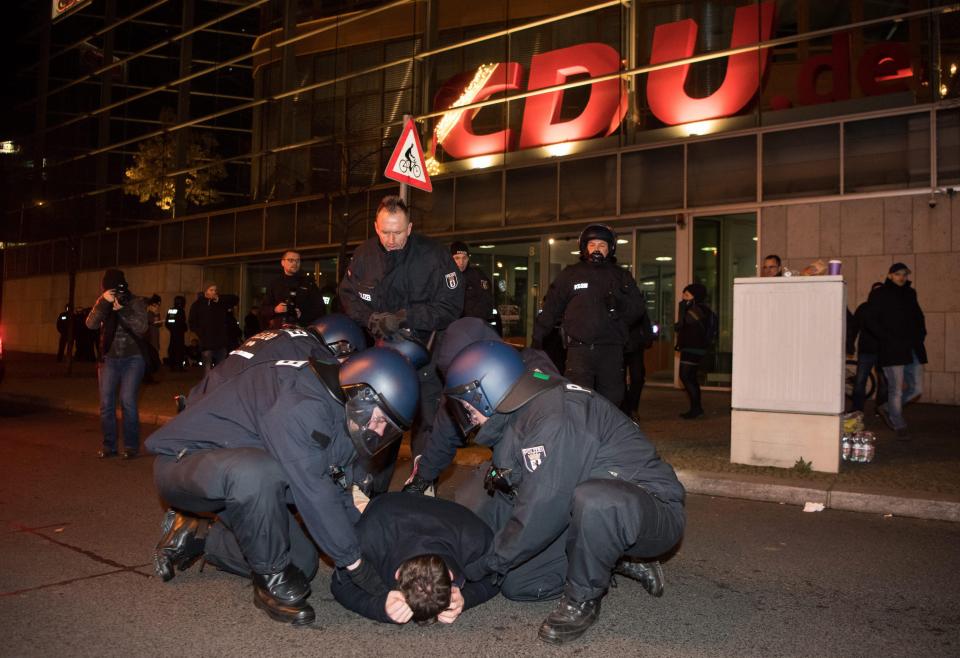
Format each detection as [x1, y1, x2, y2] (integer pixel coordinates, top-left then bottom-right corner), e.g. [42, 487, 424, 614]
[432, 1, 913, 160]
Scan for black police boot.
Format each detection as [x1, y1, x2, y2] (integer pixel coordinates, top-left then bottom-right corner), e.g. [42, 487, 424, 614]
[174, 394, 186, 414]
[153, 509, 209, 582]
[252, 565, 315, 626]
[537, 596, 602, 645]
[613, 558, 664, 597]
[400, 472, 436, 497]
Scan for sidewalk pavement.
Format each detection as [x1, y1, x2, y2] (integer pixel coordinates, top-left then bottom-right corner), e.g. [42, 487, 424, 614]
[2, 351, 958, 523]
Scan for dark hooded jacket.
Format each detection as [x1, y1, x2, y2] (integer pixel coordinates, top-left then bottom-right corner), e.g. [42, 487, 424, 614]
[868, 279, 927, 366]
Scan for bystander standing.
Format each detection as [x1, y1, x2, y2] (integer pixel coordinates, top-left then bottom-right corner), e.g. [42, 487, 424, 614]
[188, 283, 240, 372]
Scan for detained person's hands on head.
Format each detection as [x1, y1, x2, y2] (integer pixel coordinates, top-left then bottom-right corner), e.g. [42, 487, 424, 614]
[385, 590, 414, 624]
[437, 585, 464, 624]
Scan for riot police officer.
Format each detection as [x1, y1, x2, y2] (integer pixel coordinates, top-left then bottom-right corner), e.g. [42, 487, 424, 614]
[444, 341, 685, 645]
[147, 347, 419, 626]
[450, 241, 497, 331]
[183, 313, 367, 408]
[401, 317, 557, 497]
[531, 224, 644, 407]
[339, 194, 463, 481]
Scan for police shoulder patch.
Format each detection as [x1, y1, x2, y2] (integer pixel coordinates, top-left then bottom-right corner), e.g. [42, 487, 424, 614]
[445, 271, 459, 289]
[521, 445, 546, 473]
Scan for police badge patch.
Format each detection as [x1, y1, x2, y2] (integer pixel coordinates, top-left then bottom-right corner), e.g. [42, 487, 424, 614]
[521, 445, 546, 472]
[445, 271, 459, 289]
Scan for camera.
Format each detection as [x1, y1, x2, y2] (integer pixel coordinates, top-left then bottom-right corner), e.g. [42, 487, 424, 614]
[283, 290, 299, 324]
[115, 281, 133, 305]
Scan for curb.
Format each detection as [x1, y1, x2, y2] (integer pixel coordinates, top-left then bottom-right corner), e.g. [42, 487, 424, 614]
[677, 469, 960, 523]
[3, 392, 958, 523]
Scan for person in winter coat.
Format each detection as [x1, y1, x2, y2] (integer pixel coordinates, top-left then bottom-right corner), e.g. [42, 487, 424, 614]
[869, 263, 926, 438]
[188, 283, 240, 372]
[851, 282, 887, 413]
[675, 282, 715, 419]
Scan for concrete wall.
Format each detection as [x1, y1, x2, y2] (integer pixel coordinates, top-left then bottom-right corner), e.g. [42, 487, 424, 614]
[1, 264, 205, 357]
[760, 192, 960, 405]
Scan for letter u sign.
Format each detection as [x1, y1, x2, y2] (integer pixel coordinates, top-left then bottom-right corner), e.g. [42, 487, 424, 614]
[647, 2, 776, 125]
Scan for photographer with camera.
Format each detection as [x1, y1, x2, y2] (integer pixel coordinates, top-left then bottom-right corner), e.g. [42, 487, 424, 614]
[188, 282, 240, 373]
[260, 250, 325, 329]
[85, 269, 149, 459]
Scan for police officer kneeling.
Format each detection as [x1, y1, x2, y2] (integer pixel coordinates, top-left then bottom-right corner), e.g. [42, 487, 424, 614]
[146, 347, 418, 625]
[446, 341, 685, 645]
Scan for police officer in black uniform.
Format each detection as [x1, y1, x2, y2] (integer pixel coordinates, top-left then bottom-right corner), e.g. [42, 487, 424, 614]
[402, 317, 557, 497]
[164, 295, 188, 371]
[182, 313, 367, 408]
[444, 341, 685, 645]
[339, 195, 464, 479]
[450, 241, 498, 331]
[330, 492, 499, 625]
[146, 347, 419, 626]
[260, 250, 326, 329]
[531, 224, 644, 407]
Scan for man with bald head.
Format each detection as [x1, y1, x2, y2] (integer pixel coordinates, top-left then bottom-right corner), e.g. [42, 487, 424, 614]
[339, 195, 464, 488]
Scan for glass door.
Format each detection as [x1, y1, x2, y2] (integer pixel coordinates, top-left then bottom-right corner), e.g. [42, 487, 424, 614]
[633, 228, 677, 385]
[691, 212, 757, 387]
[471, 241, 541, 345]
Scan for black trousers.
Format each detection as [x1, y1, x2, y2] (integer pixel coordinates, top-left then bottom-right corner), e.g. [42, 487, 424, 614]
[564, 343, 625, 407]
[153, 449, 318, 579]
[621, 349, 646, 416]
[678, 350, 703, 412]
[472, 476, 685, 603]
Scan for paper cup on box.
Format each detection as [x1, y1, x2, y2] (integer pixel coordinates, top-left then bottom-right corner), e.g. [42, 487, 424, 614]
[828, 259, 842, 275]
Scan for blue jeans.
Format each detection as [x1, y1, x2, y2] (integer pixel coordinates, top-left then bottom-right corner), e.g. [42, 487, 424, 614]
[882, 352, 923, 430]
[98, 354, 145, 453]
[201, 348, 228, 373]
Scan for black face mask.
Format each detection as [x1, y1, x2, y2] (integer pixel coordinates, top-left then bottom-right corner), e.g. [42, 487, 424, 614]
[588, 250, 606, 263]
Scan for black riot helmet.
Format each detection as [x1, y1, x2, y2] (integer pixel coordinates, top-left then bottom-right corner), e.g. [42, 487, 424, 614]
[339, 348, 419, 458]
[578, 224, 617, 262]
[310, 313, 367, 361]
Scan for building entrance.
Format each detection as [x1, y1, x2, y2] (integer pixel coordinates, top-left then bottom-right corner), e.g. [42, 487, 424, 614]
[691, 212, 757, 387]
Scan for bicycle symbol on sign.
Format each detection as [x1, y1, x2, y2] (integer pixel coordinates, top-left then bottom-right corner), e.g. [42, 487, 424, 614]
[399, 144, 422, 179]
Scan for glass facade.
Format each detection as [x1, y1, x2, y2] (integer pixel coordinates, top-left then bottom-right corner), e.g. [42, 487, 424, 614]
[4, 0, 960, 388]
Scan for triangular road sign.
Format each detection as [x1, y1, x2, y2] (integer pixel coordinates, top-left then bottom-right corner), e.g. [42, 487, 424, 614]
[384, 119, 433, 193]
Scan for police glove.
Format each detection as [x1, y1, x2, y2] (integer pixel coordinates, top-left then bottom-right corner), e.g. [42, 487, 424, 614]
[347, 559, 389, 596]
[367, 310, 407, 338]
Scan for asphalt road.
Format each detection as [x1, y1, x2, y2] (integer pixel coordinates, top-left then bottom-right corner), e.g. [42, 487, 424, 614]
[1, 403, 958, 657]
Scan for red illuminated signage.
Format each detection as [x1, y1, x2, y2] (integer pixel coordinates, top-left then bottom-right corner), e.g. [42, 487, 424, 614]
[431, 0, 914, 159]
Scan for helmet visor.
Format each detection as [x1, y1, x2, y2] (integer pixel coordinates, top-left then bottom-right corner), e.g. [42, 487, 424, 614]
[444, 381, 494, 435]
[344, 385, 404, 458]
[326, 338, 356, 360]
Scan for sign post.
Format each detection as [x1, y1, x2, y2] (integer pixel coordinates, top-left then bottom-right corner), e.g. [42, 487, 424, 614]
[384, 118, 432, 197]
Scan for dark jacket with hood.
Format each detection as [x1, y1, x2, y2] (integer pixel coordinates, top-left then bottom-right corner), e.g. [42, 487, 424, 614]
[868, 279, 927, 366]
[464, 374, 685, 580]
[330, 493, 498, 623]
[532, 258, 644, 348]
[338, 233, 464, 342]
